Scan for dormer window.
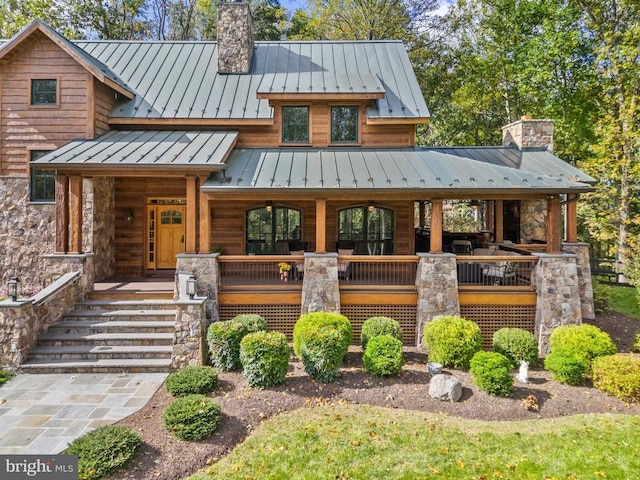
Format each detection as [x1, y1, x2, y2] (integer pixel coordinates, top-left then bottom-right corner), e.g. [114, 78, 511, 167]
[331, 106, 358, 143]
[31, 79, 58, 105]
[282, 106, 309, 143]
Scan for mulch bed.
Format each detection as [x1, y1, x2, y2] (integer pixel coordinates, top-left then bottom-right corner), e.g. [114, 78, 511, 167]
[110, 312, 640, 480]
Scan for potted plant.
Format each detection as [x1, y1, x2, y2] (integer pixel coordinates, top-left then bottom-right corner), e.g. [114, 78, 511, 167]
[278, 262, 292, 281]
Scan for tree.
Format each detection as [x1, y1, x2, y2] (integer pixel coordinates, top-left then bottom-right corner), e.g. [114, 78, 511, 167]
[251, 0, 287, 41]
[73, 0, 150, 39]
[0, 0, 81, 38]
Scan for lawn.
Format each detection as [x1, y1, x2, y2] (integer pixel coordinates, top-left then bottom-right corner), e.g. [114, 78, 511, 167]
[190, 404, 640, 480]
[608, 284, 640, 319]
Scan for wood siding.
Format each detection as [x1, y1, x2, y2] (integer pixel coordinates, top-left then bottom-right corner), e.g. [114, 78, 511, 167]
[114, 177, 186, 276]
[0, 33, 90, 175]
[94, 80, 115, 136]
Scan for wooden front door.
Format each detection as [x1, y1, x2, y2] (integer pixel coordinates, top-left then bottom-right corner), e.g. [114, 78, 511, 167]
[153, 205, 185, 269]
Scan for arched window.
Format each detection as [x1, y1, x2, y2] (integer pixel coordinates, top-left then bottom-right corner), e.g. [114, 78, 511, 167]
[338, 206, 393, 254]
[246, 206, 301, 254]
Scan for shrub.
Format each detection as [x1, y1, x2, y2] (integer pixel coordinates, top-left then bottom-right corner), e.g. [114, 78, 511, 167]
[300, 327, 346, 383]
[492, 328, 538, 367]
[293, 312, 352, 358]
[422, 316, 483, 370]
[0, 370, 15, 385]
[207, 314, 267, 371]
[469, 351, 513, 396]
[240, 331, 290, 388]
[591, 279, 611, 315]
[592, 354, 640, 403]
[165, 366, 218, 397]
[360, 316, 402, 349]
[544, 349, 587, 385]
[64, 425, 141, 480]
[363, 334, 404, 377]
[633, 332, 640, 354]
[162, 394, 221, 441]
[549, 324, 617, 371]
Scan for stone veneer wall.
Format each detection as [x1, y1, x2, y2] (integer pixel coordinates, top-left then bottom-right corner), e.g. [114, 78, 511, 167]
[0, 177, 55, 288]
[301, 253, 340, 314]
[175, 253, 220, 323]
[43, 254, 95, 300]
[520, 199, 547, 243]
[172, 299, 207, 368]
[82, 177, 115, 281]
[532, 253, 582, 355]
[562, 243, 595, 320]
[217, 1, 254, 74]
[415, 254, 460, 347]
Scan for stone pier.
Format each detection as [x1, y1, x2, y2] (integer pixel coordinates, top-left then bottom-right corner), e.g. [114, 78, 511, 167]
[562, 242, 595, 320]
[301, 253, 340, 314]
[175, 253, 220, 323]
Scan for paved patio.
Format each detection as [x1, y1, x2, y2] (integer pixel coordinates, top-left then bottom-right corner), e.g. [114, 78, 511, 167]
[0, 372, 167, 454]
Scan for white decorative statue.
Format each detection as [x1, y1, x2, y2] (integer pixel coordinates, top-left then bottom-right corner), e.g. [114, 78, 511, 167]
[516, 360, 529, 383]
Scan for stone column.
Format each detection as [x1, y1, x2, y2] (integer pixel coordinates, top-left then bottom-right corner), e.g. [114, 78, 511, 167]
[43, 253, 95, 300]
[0, 299, 36, 369]
[532, 253, 582, 355]
[562, 243, 595, 320]
[520, 200, 547, 243]
[301, 253, 340, 314]
[172, 298, 207, 368]
[415, 253, 460, 347]
[176, 253, 219, 323]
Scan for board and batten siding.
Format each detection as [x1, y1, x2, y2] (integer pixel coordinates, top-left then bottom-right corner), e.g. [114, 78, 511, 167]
[0, 33, 92, 176]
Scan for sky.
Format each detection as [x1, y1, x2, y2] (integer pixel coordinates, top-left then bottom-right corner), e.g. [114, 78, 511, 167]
[279, 0, 454, 16]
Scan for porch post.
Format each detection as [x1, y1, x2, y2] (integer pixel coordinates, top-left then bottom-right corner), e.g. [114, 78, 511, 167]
[429, 199, 443, 253]
[546, 195, 562, 253]
[418, 201, 426, 229]
[55, 174, 69, 253]
[495, 200, 504, 242]
[315, 198, 327, 254]
[199, 186, 211, 254]
[186, 176, 198, 253]
[566, 194, 578, 243]
[69, 175, 83, 254]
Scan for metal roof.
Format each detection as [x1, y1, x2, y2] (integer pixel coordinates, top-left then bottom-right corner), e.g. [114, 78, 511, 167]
[72, 40, 428, 121]
[30, 130, 237, 169]
[422, 146, 595, 184]
[202, 148, 592, 194]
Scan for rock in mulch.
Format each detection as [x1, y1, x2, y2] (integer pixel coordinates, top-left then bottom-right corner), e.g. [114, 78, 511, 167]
[428, 373, 462, 402]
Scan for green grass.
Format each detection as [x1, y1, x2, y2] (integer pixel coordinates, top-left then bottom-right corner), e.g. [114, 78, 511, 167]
[609, 285, 640, 319]
[189, 404, 640, 480]
[0, 370, 15, 385]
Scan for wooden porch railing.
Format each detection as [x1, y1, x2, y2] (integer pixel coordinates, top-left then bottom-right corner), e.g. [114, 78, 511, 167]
[337, 255, 419, 289]
[218, 255, 305, 289]
[456, 255, 539, 289]
[511, 243, 547, 253]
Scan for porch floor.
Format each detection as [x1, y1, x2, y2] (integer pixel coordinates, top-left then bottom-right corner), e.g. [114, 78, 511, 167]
[92, 276, 174, 299]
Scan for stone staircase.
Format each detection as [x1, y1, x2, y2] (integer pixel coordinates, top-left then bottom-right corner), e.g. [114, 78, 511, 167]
[20, 296, 177, 373]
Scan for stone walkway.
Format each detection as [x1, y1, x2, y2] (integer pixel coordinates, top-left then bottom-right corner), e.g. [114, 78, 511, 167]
[0, 372, 167, 454]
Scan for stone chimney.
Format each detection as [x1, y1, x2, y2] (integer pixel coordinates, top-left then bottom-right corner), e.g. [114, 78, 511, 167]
[502, 116, 554, 153]
[217, 1, 254, 74]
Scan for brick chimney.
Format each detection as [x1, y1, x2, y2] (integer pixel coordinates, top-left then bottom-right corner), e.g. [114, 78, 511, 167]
[502, 116, 554, 153]
[217, 1, 254, 74]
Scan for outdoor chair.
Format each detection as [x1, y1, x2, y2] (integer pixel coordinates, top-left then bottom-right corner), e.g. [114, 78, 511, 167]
[481, 251, 520, 286]
[289, 250, 305, 280]
[452, 239, 473, 255]
[337, 248, 354, 280]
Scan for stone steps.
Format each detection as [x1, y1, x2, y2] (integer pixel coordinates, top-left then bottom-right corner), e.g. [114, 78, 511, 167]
[19, 358, 173, 374]
[25, 345, 173, 360]
[75, 300, 176, 311]
[62, 310, 177, 322]
[48, 320, 175, 335]
[36, 332, 174, 346]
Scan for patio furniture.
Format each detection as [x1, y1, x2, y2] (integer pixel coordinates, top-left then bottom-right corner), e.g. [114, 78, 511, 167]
[452, 239, 473, 255]
[289, 250, 305, 280]
[337, 248, 354, 280]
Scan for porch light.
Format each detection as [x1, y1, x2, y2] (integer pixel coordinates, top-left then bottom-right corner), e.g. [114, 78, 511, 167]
[7, 277, 20, 302]
[266, 201, 273, 212]
[186, 276, 197, 299]
[124, 210, 134, 224]
[367, 203, 375, 212]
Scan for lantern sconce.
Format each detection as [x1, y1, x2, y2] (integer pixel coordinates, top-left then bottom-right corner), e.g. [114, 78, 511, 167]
[186, 275, 197, 300]
[8, 277, 20, 302]
[266, 201, 273, 213]
[124, 210, 134, 224]
[367, 203, 375, 213]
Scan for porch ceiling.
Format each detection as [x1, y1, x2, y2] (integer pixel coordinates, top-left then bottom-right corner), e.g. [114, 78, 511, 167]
[30, 130, 238, 170]
[201, 147, 594, 195]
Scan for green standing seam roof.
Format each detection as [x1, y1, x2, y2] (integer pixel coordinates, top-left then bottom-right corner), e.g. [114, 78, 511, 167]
[30, 130, 238, 169]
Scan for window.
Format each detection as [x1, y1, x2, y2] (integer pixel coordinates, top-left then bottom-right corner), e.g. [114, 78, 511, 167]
[31, 79, 57, 105]
[331, 106, 358, 143]
[30, 150, 55, 202]
[339, 206, 393, 255]
[282, 106, 309, 143]
[246, 206, 301, 254]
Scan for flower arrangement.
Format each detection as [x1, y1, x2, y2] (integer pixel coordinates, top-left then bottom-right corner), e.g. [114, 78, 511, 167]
[277, 262, 292, 272]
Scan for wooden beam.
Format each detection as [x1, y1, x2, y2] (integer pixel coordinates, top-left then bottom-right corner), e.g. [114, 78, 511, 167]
[486, 200, 494, 235]
[199, 187, 211, 254]
[547, 196, 562, 253]
[429, 199, 443, 254]
[186, 177, 197, 253]
[315, 198, 327, 253]
[495, 200, 504, 242]
[85, 73, 95, 139]
[258, 92, 385, 101]
[55, 175, 69, 253]
[418, 201, 425, 229]
[109, 117, 274, 127]
[69, 175, 83, 254]
[566, 194, 578, 243]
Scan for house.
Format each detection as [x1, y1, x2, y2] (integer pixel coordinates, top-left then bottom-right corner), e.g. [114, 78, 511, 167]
[0, 2, 595, 372]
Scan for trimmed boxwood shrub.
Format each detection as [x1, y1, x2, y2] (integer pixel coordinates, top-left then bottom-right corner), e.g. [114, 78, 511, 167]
[300, 327, 346, 383]
[592, 354, 640, 403]
[207, 314, 267, 371]
[492, 327, 538, 367]
[469, 351, 513, 396]
[360, 316, 403, 349]
[549, 324, 617, 371]
[544, 349, 587, 385]
[422, 316, 482, 370]
[240, 331, 290, 388]
[293, 312, 352, 358]
[363, 334, 404, 377]
[162, 394, 221, 441]
[165, 366, 218, 397]
[64, 425, 141, 480]
[632, 332, 640, 354]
